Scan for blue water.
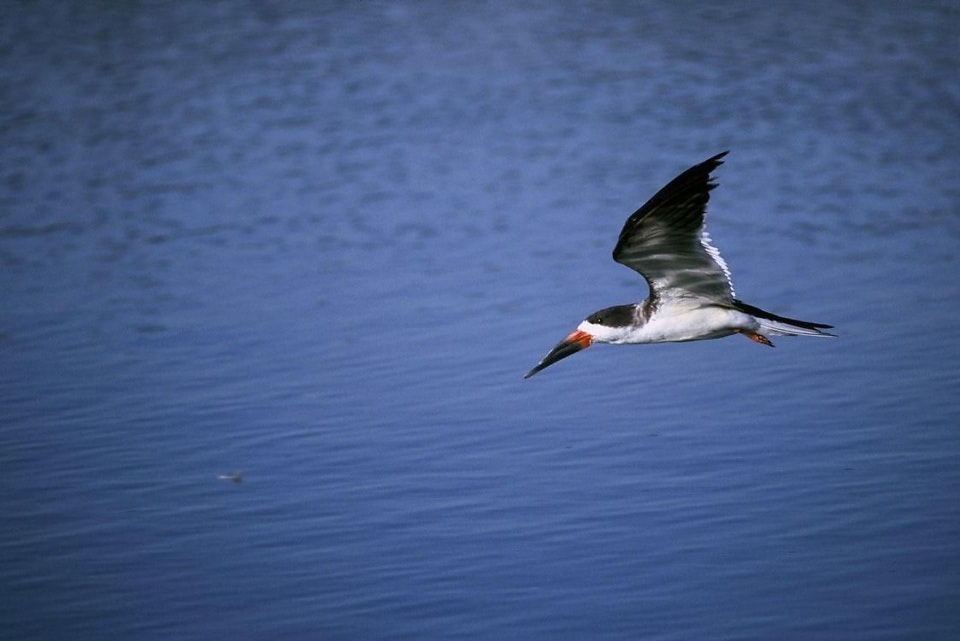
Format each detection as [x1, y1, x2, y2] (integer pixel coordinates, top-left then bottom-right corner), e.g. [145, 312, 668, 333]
[2, 2, 958, 639]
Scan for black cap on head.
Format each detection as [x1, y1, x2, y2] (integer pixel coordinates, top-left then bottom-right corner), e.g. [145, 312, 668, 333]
[585, 304, 636, 328]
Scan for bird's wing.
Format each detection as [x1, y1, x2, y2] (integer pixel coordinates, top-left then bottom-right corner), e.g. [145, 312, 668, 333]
[612, 151, 735, 307]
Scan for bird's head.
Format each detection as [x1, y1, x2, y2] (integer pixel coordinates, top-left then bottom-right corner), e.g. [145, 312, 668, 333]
[523, 305, 637, 378]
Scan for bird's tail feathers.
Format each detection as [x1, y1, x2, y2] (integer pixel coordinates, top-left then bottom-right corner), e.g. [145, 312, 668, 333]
[733, 300, 835, 338]
[756, 318, 834, 337]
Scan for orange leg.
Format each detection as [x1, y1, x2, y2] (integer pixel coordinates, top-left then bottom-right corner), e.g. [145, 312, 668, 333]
[734, 329, 774, 347]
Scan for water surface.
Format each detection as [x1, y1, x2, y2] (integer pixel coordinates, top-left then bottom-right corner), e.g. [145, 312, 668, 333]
[2, 2, 958, 639]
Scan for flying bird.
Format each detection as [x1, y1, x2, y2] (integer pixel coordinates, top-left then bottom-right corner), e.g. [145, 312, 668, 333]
[524, 152, 833, 379]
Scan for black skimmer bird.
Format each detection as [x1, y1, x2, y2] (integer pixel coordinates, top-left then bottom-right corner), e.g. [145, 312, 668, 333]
[524, 151, 834, 379]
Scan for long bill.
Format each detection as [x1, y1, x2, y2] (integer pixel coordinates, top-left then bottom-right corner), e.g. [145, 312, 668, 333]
[523, 329, 592, 379]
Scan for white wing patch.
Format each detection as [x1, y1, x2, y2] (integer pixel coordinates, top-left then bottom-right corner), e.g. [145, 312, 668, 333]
[700, 230, 735, 298]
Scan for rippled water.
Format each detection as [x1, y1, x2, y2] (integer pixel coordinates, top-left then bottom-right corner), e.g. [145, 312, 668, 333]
[2, 2, 958, 639]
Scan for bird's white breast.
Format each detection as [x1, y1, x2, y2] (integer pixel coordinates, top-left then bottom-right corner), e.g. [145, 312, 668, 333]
[587, 303, 758, 345]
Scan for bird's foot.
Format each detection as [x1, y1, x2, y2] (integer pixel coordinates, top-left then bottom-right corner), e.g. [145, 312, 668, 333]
[736, 329, 774, 347]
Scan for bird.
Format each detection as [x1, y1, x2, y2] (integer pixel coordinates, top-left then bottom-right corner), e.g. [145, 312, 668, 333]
[524, 151, 834, 379]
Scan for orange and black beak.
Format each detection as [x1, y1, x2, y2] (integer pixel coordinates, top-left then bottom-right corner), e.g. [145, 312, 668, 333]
[523, 329, 592, 379]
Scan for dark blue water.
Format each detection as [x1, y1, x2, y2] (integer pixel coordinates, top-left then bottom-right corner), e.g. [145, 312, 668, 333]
[2, 2, 958, 639]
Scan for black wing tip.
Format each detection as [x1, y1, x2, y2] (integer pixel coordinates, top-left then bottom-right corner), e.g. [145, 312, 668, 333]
[673, 151, 730, 183]
[612, 151, 732, 263]
[676, 150, 730, 192]
[702, 151, 729, 182]
[707, 150, 730, 164]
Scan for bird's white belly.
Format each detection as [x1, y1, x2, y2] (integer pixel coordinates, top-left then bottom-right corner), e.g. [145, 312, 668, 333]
[619, 306, 757, 344]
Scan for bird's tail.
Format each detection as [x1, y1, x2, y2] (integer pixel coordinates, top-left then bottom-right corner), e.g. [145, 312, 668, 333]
[733, 300, 835, 338]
